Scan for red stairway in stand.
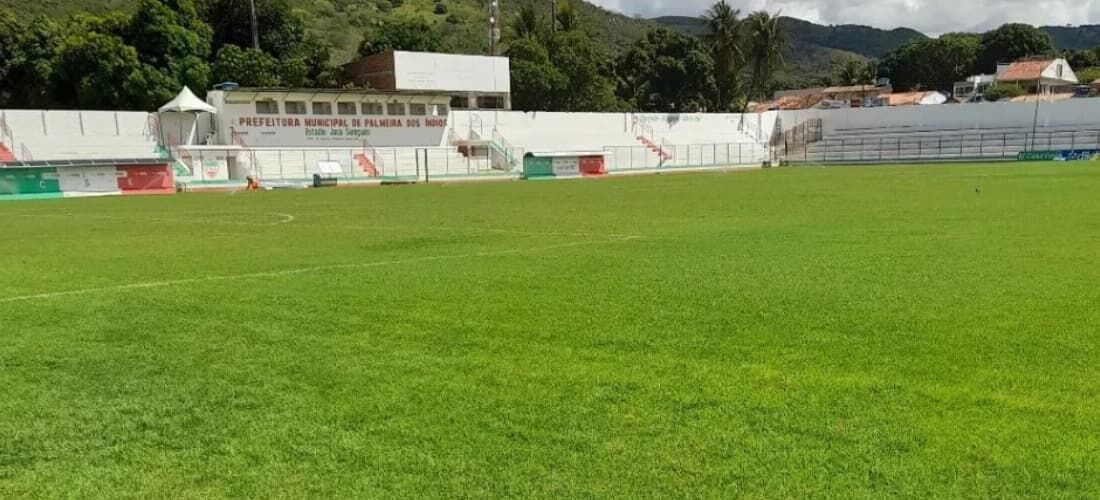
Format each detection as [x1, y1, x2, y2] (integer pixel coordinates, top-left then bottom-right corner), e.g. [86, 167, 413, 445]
[637, 135, 672, 163]
[353, 153, 380, 177]
[0, 143, 16, 162]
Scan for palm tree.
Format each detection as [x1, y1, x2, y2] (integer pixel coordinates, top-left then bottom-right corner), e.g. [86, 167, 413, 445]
[702, 1, 743, 111]
[744, 11, 785, 103]
[556, 0, 578, 32]
[512, 3, 540, 40]
[834, 56, 876, 85]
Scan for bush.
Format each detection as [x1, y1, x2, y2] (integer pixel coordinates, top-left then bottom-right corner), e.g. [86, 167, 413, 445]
[984, 83, 1025, 102]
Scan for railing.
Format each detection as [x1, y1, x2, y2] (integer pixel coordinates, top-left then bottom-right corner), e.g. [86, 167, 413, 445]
[604, 142, 765, 171]
[229, 130, 263, 174]
[144, 114, 161, 142]
[0, 112, 13, 147]
[738, 114, 770, 145]
[365, 141, 383, 172]
[781, 129, 1100, 163]
[490, 127, 520, 171]
[631, 116, 656, 144]
[470, 113, 484, 139]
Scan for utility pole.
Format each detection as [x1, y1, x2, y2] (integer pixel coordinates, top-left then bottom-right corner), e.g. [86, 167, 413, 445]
[249, 0, 261, 50]
[1030, 60, 1043, 150]
[488, 0, 500, 56]
[551, 0, 557, 33]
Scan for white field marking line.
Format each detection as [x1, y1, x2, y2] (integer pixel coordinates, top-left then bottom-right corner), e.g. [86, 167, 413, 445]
[13, 212, 296, 227]
[0, 236, 640, 304]
[10, 212, 639, 239]
[317, 222, 643, 240]
[13, 211, 658, 240]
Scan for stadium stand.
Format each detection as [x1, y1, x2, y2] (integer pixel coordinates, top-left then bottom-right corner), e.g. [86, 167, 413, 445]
[0, 110, 162, 161]
[795, 125, 1100, 162]
[450, 111, 768, 170]
[774, 99, 1100, 163]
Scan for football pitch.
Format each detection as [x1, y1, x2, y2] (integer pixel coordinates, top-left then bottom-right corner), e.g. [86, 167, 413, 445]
[2, 163, 1098, 497]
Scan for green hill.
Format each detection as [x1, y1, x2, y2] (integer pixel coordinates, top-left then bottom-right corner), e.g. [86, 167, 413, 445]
[0, 0, 655, 63]
[652, 15, 926, 89]
[9, 0, 1100, 91]
[1041, 25, 1100, 50]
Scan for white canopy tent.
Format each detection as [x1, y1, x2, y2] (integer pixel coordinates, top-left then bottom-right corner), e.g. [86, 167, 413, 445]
[159, 86, 216, 114]
[158, 87, 216, 148]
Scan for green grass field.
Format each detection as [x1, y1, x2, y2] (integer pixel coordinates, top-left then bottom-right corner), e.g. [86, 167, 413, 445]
[2, 163, 1099, 497]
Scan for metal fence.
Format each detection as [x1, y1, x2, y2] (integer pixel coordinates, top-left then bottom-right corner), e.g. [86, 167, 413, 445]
[603, 142, 767, 171]
[177, 146, 516, 184]
[780, 129, 1100, 163]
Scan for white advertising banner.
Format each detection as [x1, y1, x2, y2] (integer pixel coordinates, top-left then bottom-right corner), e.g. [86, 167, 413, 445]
[552, 157, 580, 176]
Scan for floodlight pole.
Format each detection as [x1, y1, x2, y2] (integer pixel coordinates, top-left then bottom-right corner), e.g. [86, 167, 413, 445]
[489, 0, 500, 56]
[249, 0, 261, 50]
[1030, 64, 1042, 150]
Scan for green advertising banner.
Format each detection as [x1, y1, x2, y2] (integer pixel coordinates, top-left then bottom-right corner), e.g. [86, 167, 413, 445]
[1018, 150, 1100, 162]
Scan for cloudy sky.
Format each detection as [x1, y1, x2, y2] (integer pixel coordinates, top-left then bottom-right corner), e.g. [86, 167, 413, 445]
[587, 0, 1096, 35]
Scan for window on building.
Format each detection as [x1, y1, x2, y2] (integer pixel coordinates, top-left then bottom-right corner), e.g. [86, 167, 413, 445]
[432, 104, 449, 116]
[285, 101, 307, 115]
[450, 96, 470, 109]
[362, 102, 384, 115]
[255, 100, 279, 114]
[387, 102, 406, 116]
[337, 102, 357, 115]
[312, 102, 333, 115]
[1057, 64, 1064, 78]
[409, 103, 427, 116]
[478, 95, 505, 109]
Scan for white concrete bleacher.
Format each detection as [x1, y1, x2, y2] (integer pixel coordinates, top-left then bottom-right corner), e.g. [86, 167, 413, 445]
[451, 110, 768, 170]
[1, 110, 160, 161]
[775, 99, 1100, 163]
[800, 125, 1100, 162]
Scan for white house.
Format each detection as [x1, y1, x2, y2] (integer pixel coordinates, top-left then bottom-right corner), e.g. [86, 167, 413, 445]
[953, 74, 996, 102]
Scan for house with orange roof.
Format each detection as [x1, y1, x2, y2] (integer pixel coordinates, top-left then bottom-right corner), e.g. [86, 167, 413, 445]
[881, 90, 948, 106]
[994, 58, 1077, 94]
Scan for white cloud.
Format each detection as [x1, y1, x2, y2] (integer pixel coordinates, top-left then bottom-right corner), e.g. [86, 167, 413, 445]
[586, 0, 1100, 36]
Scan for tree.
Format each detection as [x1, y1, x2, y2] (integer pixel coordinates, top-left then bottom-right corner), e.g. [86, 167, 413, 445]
[702, 1, 743, 111]
[615, 29, 716, 112]
[512, 2, 541, 40]
[359, 16, 443, 56]
[212, 44, 279, 87]
[545, 31, 623, 111]
[200, 0, 305, 61]
[127, 0, 212, 67]
[0, 13, 63, 107]
[975, 23, 1054, 74]
[1063, 48, 1100, 70]
[833, 56, 876, 85]
[126, 0, 213, 92]
[743, 11, 784, 102]
[50, 32, 173, 110]
[507, 38, 568, 110]
[1075, 66, 1100, 84]
[200, 0, 332, 87]
[983, 82, 1024, 101]
[879, 33, 979, 91]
